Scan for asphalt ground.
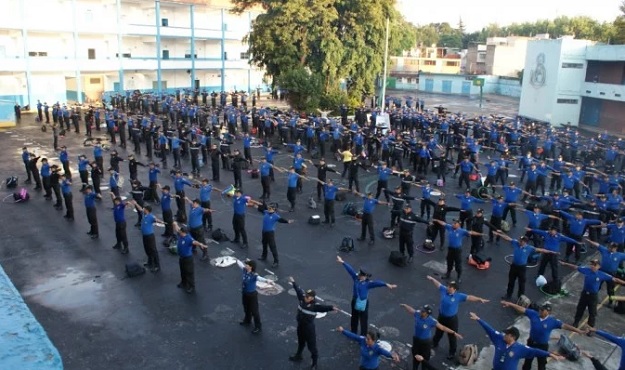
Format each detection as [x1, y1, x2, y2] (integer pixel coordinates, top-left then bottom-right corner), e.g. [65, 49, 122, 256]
[0, 95, 610, 370]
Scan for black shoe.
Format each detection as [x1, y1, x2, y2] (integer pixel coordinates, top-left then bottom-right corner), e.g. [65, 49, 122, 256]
[357, 237, 365, 241]
[91, 234, 99, 239]
[258, 257, 267, 261]
[112, 244, 121, 249]
[239, 321, 251, 326]
[251, 327, 261, 334]
[272, 261, 279, 268]
[177, 283, 183, 289]
[289, 355, 303, 362]
[185, 288, 194, 294]
[407, 256, 413, 263]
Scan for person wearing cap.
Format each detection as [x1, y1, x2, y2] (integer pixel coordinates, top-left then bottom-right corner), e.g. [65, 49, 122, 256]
[578, 198, 604, 242]
[198, 179, 215, 231]
[522, 205, 559, 247]
[494, 182, 526, 227]
[321, 178, 339, 226]
[40, 158, 52, 199]
[231, 189, 252, 248]
[414, 182, 437, 220]
[109, 151, 123, 174]
[558, 210, 601, 264]
[286, 167, 300, 212]
[530, 226, 579, 283]
[308, 158, 338, 201]
[109, 193, 131, 254]
[400, 303, 462, 370]
[426, 276, 488, 360]
[432, 219, 483, 282]
[287, 276, 338, 369]
[184, 197, 213, 260]
[108, 168, 121, 198]
[59, 146, 71, 180]
[496, 232, 558, 300]
[257, 202, 293, 267]
[468, 208, 497, 256]
[336, 256, 397, 335]
[93, 140, 104, 172]
[482, 160, 499, 191]
[82, 185, 99, 239]
[385, 186, 418, 228]
[604, 218, 625, 252]
[335, 326, 400, 369]
[127, 154, 145, 182]
[585, 239, 625, 306]
[469, 312, 564, 370]
[374, 162, 393, 202]
[172, 221, 208, 294]
[454, 189, 485, 230]
[430, 198, 461, 250]
[484, 195, 507, 244]
[157, 184, 175, 237]
[455, 157, 476, 190]
[147, 162, 160, 202]
[236, 258, 274, 334]
[399, 204, 430, 263]
[132, 202, 162, 273]
[562, 259, 625, 328]
[171, 171, 193, 223]
[353, 191, 388, 244]
[258, 157, 274, 200]
[60, 173, 74, 220]
[398, 169, 417, 197]
[89, 161, 103, 197]
[501, 300, 583, 370]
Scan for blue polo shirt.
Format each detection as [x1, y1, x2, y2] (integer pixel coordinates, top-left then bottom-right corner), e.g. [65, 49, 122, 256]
[579, 266, 612, 293]
[342, 330, 393, 370]
[161, 193, 172, 211]
[287, 172, 299, 188]
[61, 180, 72, 194]
[510, 240, 536, 266]
[173, 176, 192, 192]
[188, 206, 204, 228]
[242, 269, 259, 293]
[444, 224, 470, 249]
[363, 198, 379, 214]
[141, 213, 156, 235]
[377, 166, 392, 181]
[559, 211, 601, 236]
[595, 331, 625, 370]
[438, 285, 467, 317]
[525, 309, 562, 344]
[177, 233, 195, 257]
[148, 168, 160, 182]
[455, 195, 484, 210]
[503, 186, 522, 203]
[199, 185, 212, 202]
[324, 184, 338, 200]
[491, 200, 507, 217]
[532, 230, 577, 252]
[413, 312, 438, 340]
[262, 211, 283, 232]
[233, 196, 248, 215]
[113, 203, 126, 223]
[84, 192, 96, 208]
[260, 162, 272, 177]
[524, 210, 549, 229]
[598, 245, 625, 274]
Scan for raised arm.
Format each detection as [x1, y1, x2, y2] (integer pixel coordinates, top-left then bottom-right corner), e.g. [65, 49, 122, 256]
[426, 275, 442, 289]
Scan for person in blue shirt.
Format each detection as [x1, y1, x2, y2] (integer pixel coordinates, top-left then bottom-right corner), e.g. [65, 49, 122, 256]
[171, 170, 193, 223]
[93, 141, 104, 172]
[493, 182, 527, 227]
[335, 326, 399, 369]
[198, 178, 215, 231]
[586, 328, 625, 370]
[257, 202, 292, 267]
[59, 145, 71, 180]
[132, 203, 163, 273]
[426, 276, 488, 360]
[586, 240, 625, 306]
[184, 197, 213, 261]
[562, 259, 625, 328]
[83, 185, 99, 239]
[354, 192, 388, 244]
[22, 147, 33, 183]
[501, 301, 584, 370]
[109, 193, 130, 254]
[236, 258, 275, 334]
[231, 189, 252, 248]
[173, 222, 208, 294]
[60, 173, 74, 220]
[469, 312, 564, 370]
[286, 167, 301, 212]
[108, 168, 120, 198]
[374, 162, 394, 202]
[496, 233, 557, 300]
[558, 210, 601, 264]
[319, 178, 340, 225]
[336, 256, 397, 335]
[530, 226, 580, 283]
[433, 219, 483, 283]
[400, 303, 461, 370]
[456, 157, 476, 189]
[454, 189, 485, 229]
[41, 158, 52, 199]
[158, 185, 175, 238]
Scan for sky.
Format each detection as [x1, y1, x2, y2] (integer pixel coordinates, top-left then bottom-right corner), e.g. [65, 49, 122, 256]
[397, 0, 622, 32]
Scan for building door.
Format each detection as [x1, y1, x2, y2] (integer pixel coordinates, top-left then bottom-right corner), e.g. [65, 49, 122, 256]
[162, 50, 169, 60]
[442, 80, 452, 93]
[425, 79, 434, 92]
[461, 81, 471, 95]
[88, 48, 96, 60]
[113, 82, 120, 92]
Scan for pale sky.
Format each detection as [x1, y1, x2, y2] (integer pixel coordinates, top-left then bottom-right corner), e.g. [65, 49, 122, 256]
[397, 0, 622, 32]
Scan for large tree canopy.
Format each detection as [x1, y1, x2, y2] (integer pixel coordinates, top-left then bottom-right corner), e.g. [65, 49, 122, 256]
[232, 0, 415, 104]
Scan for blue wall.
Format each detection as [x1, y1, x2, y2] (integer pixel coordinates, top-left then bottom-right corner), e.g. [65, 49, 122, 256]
[0, 95, 23, 121]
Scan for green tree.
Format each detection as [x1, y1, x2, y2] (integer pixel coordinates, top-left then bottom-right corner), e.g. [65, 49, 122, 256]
[614, 0, 625, 44]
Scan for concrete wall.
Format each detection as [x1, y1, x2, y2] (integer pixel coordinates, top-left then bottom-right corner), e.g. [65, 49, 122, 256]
[415, 73, 521, 97]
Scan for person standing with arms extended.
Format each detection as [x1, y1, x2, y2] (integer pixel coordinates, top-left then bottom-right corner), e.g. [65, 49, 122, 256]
[257, 202, 293, 267]
[172, 222, 208, 294]
[110, 193, 130, 254]
[83, 185, 99, 239]
[336, 256, 397, 335]
[231, 189, 252, 249]
[500, 300, 585, 370]
[432, 219, 482, 283]
[335, 326, 400, 369]
[132, 203, 162, 273]
[236, 258, 275, 334]
[287, 276, 338, 370]
[400, 303, 462, 370]
[468, 312, 564, 370]
[426, 275, 489, 360]
[60, 173, 74, 221]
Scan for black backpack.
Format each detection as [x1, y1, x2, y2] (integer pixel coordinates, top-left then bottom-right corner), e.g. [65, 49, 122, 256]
[389, 251, 407, 267]
[557, 334, 580, 361]
[335, 191, 347, 202]
[125, 262, 146, 278]
[339, 237, 354, 252]
[542, 279, 562, 295]
[211, 228, 229, 242]
[5, 176, 17, 189]
[343, 202, 357, 216]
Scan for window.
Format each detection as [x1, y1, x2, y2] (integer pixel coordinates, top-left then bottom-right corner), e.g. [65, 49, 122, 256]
[445, 61, 459, 67]
[223, 52, 228, 60]
[562, 62, 583, 69]
[89, 78, 101, 84]
[240, 52, 249, 59]
[557, 98, 578, 104]
[38, 52, 47, 57]
[28, 51, 37, 57]
[424, 60, 436, 66]
[88, 48, 96, 60]
[116, 53, 132, 58]
[153, 81, 167, 90]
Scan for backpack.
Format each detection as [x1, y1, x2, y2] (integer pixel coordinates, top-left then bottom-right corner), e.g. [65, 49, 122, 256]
[343, 202, 357, 216]
[308, 196, 317, 209]
[308, 215, 321, 225]
[13, 188, 29, 202]
[388, 251, 407, 267]
[125, 262, 146, 278]
[557, 334, 580, 361]
[382, 227, 395, 239]
[458, 344, 478, 366]
[5, 176, 17, 189]
[339, 237, 354, 252]
[615, 300, 625, 314]
[335, 191, 347, 202]
[211, 228, 229, 242]
[542, 279, 562, 295]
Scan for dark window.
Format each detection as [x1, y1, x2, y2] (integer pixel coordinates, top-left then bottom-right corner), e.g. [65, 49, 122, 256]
[89, 78, 101, 84]
[240, 52, 249, 59]
[562, 62, 583, 69]
[88, 48, 96, 60]
[28, 51, 37, 57]
[556, 98, 578, 104]
[38, 52, 47, 57]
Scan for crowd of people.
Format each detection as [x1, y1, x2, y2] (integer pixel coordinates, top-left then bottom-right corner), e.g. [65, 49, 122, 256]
[14, 90, 625, 370]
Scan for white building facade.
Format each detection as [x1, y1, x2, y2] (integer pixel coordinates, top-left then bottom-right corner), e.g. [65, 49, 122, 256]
[519, 37, 625, 133]
[0, 0, 265, 118]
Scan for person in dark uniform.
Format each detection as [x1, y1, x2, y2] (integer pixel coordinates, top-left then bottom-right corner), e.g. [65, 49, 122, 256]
[398, 204, 429, 263]
[90, 162, 103, 197]
[430, 198, 461, 250]
[209, 143, 221, 181]
[173, 222, 208, 294]
[109, 150, 123, 173]
[130, 180, 149, 227]
[128, 154, 145, 182]
[50, 165, 63, 209]
[230, 149, 247, 190]
[468, 208, 496, 256]
[60, 174, 74, 220]
[83, 185, 99, 239]
[257, 202, 293, 267]
[433, 219, 482, 283]
[22, 147, 32, 183]
[321, 179, 339, 226]
[287, 276, 338, 370]
[110, 193, 130, 254]
[158, 185, 175, 238]
[501, 301, 584, 370]
[337, 256, 396, 335]
[426, 276, 489, 360]
[29, 154, 42, 190]
[308, 158, 338, 201]
[171, 170, 193, 222]
[400, 303, 462, 370]
[237, 258, 275, 334]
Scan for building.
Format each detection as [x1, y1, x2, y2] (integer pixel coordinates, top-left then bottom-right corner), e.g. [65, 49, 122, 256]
[0, 0, 265, 120]
[519, 37, 625, 132]
[466, 35, 549, 77]
[390, 46, 463, 81]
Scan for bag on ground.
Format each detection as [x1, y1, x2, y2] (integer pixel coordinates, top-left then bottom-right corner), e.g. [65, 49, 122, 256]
[458, 344, 478, 366]
[388, 251, 407, 267]
[557, 334, 580, 361]
[5, 176, 18, 189]
[339, 237, 354, 252]
[125, 262, 146, 278]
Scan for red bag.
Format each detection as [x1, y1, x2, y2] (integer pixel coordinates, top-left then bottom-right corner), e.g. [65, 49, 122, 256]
[469, 173, 478, 181]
